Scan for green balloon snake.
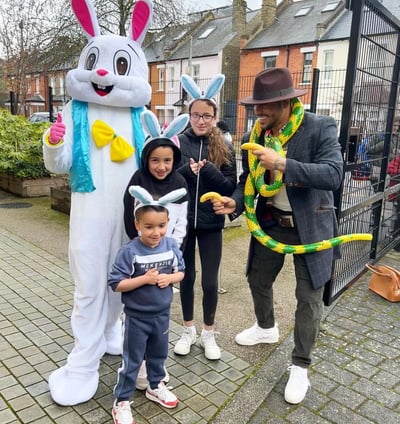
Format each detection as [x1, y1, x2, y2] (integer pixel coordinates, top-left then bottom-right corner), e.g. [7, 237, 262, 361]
[201, 98, 372, 254]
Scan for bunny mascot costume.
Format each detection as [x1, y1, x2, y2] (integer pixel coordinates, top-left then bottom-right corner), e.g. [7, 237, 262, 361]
[42, 0, 153, 406]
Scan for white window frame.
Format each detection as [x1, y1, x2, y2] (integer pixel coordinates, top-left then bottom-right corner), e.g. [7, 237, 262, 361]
[157, 65, 165, 92]
[322, 49, 334, 82]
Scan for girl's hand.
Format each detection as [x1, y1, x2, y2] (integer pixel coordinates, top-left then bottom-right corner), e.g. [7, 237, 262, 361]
[190, 158, 206, 175]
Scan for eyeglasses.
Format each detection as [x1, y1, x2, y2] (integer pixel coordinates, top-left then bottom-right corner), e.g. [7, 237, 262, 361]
[190, 113, 214, 122]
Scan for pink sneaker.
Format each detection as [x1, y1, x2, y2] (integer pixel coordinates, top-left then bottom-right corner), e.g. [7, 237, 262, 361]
[145, 382, 178, 408]
[112, 400, 134, 424]
[136, 360, 170, 390]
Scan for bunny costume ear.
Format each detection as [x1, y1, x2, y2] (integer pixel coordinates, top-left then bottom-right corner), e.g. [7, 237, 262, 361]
[181, 74, 225, 103]
[128, 0, 153, 45]
[204, 74, 226, 99]
[163, 114, 189, 139]
[141, 110, 189, 143]
[129, 185, 187, 215]
[71, 0, 101, 38]
[129, 185, 154, 205]
[141, 110, 160, 139]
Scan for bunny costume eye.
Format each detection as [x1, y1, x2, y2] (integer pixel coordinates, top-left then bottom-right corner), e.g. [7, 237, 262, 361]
[85, 47, 99, 70]
[114, 51, 131, 75]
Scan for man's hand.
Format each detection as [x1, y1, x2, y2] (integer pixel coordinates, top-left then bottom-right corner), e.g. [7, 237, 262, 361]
[49, 113, 66, 145]
[210, 196, 236, 215]
[251, 147, 285, 171]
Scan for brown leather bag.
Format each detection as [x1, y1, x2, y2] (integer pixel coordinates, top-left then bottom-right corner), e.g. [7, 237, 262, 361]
[365, 263, 400, 302]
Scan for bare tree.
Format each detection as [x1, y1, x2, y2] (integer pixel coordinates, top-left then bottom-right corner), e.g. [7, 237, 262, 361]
[0, 0, 191, 114]
[92, 0, 190, 35]
[0, 0, 68, 113]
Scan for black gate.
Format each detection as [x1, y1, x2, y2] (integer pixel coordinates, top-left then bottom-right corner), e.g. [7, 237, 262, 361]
[324, 0, 400, 305]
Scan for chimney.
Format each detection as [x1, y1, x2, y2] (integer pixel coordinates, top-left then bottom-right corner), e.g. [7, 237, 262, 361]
[233, 0, 246, 37]
[261, 0, 277, 29]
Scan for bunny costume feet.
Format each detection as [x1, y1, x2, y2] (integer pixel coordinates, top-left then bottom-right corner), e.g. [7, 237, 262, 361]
[105, 320, 123, 356]
[49, 367, 99, 406]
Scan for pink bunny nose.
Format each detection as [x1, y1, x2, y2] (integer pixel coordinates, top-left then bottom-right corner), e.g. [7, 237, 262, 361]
[96, 69, 108, 76]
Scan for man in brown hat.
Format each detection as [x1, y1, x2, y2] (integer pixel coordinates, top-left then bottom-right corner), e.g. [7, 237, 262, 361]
[211, 67, 344, 404]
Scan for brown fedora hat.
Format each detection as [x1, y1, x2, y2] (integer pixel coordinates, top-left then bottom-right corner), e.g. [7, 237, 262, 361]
[241, 67, 307, 105]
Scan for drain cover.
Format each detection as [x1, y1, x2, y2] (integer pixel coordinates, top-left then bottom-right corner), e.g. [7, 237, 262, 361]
[0, 202, 33, 209]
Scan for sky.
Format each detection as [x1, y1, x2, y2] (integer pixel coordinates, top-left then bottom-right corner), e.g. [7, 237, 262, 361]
[190, 0, 263, 12]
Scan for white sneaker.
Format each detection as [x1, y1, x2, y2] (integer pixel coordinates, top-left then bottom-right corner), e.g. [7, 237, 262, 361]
[136, 360, 170, 391]
[174, 326, 196, 355]
[112, 400, 134, 424]
[235, 322, 279, 346]
[145, 381, 178, 408]
[284, 365, 310, 404]
[200, 329, 221, 360]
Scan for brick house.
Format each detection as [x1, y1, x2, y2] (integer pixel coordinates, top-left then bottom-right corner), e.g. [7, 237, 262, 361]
[143, 1, 260, 134]
[238, 0, 347, 135]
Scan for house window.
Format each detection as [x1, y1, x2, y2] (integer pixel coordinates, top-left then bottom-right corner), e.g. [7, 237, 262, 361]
[302, 52, 313, 83]
[158, 67, 165, 91]
[173, 30, 187, 41]
[192, 64, 200, 85]
[368, 44, 386, 78]
[35, 76, 40, 93]
[322, 1, 340, 13]
[198, 27, 216, 39]
[264, 56, 276, 68]
[50, 77, 56, 94]
[168, 66, 175, 90]
[26, 76, 31, 94]
[322, 50, 334, 81]
[60, 76, 65, 96]
[295, 6, 313, 17]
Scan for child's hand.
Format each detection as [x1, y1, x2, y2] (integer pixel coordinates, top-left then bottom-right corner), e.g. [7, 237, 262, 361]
[189, 158, 206, 175]
[145, 268, 159, 285]
[156, 273, 173, 288]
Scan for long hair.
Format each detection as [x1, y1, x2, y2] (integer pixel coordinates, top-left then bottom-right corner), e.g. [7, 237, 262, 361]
[189, 99, 231, 168]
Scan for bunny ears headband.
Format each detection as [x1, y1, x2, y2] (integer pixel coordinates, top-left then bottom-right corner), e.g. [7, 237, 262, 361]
[141, 110, 189, 146]
[129, 185, 187, 216]
[181, 74, 225, 105]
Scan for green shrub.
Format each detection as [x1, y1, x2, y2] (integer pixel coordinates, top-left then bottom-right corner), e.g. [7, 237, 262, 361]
[0, 108, 51, 179]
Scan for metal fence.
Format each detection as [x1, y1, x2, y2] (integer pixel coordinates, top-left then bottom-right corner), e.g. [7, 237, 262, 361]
[325, 0, 400, 305]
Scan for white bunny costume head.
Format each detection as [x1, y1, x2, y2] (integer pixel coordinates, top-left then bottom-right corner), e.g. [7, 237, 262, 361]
[66, 0, 152, 108]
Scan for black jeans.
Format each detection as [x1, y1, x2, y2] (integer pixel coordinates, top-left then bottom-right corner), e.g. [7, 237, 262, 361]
[247, 225, 324, 368]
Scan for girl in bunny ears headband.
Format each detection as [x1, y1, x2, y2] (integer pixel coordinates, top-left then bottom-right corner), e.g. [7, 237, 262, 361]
[108, 185, 186, 421]
[123, 110, 190, 248]
[173, 74, 237, 361]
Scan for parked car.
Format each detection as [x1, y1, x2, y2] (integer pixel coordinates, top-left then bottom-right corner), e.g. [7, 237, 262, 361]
[28, 112, 55, 123]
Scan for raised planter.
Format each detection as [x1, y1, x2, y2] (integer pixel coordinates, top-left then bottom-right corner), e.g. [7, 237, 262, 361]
[50, 185, 71, 215]
[0, 174, 68, 198]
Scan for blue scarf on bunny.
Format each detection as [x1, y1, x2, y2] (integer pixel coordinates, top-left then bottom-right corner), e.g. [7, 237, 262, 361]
[70, 100, 145, 192]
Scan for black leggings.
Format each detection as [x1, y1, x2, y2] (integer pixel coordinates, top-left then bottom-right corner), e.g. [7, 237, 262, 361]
[179, 229, 222, 326]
